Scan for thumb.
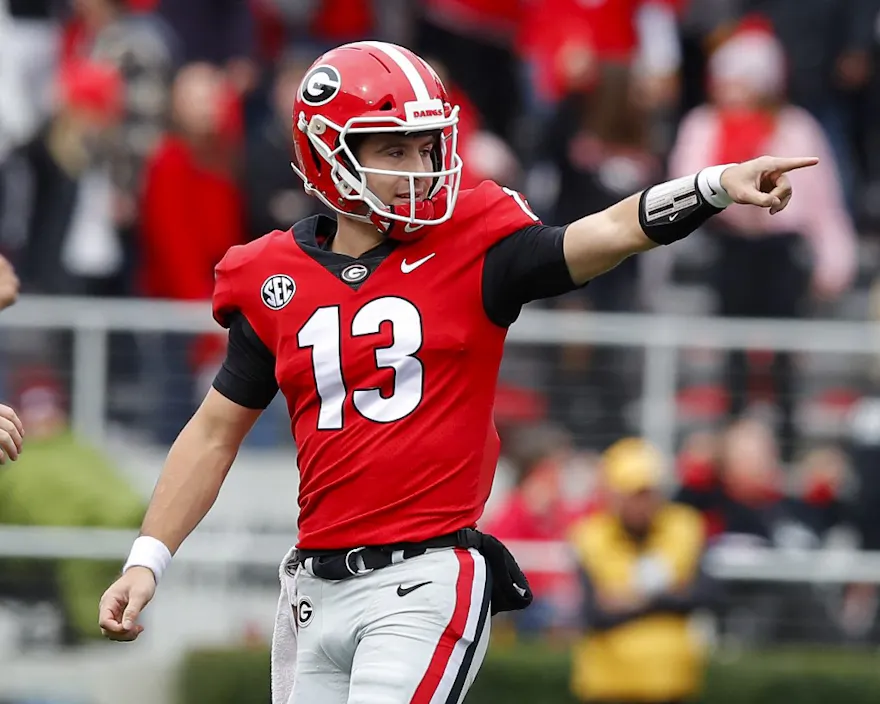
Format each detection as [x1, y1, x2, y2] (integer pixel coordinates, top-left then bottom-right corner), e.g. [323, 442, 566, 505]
[122, 591, 148, 630]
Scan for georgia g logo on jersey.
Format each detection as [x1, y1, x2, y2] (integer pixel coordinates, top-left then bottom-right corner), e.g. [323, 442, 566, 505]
[300, 65, 341, 106]
[262, 274, 296, 310]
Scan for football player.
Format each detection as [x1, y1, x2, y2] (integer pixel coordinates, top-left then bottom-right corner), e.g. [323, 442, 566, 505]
[0, 254, 24, 464]
[99, 41, 817, 703]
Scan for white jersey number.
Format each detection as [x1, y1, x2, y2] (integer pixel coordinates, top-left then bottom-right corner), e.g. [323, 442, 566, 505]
[502, 187, 540, 222]
[297, 297, 424, 429]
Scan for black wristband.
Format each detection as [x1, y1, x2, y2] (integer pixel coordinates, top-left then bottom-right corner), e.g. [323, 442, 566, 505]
[639, 173, 723, 246]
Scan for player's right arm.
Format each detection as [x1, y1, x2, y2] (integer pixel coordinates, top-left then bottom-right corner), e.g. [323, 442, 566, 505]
[100, 244, 280, 642]
[98, 388, 263, 641]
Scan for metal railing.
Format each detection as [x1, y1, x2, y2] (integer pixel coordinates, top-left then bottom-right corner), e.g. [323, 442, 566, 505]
[1, 525, 879, 585]
[2, 295, 878, 458]
[2, 296, 879, 583]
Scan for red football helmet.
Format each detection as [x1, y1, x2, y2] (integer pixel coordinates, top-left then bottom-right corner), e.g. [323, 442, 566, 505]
[290, 41, 463, 238]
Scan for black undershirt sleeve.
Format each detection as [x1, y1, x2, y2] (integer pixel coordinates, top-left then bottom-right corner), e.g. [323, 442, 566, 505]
[481, 224, 580, 327]
[211, 312, 279, 410]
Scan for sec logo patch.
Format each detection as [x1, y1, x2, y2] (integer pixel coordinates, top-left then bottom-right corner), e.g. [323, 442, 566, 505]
[262, 274, 295, 310]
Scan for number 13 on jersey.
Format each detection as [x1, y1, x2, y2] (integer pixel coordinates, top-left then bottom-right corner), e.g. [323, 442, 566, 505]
[297, 297, 425, 430]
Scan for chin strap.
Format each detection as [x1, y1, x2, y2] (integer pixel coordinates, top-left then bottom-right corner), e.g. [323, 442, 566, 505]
[374, 193, 448, 242]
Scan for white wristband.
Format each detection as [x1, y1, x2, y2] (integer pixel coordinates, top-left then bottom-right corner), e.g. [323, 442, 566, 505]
[123, 536, 173, 584]
[697, 163, 737, 209]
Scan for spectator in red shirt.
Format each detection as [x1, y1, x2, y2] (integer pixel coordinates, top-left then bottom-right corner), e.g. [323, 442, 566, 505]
[517, 0, 684, 120]
[138, 62, 245, 443]
[484, 423, 583, 634]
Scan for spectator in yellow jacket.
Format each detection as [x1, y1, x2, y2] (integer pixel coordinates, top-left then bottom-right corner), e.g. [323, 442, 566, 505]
[570, 437, 719, 704]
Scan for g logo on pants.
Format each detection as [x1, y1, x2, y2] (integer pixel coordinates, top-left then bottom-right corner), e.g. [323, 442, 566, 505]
[296, 597, 314, 628]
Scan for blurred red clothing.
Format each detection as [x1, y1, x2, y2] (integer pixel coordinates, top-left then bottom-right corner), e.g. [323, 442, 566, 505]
[518, 0, 685, 101]
[485, 483, 582, 598]
[311, 0, 373, 41]
[139, 135, 244, 301]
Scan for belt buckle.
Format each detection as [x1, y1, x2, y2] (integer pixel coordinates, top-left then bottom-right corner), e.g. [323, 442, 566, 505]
[344, 547, 374, 576]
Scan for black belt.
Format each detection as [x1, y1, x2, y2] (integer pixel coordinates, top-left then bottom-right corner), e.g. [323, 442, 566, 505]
[287, 529, 481, 581]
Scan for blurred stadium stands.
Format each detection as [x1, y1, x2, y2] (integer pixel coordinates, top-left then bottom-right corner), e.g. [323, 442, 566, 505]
[5, 0, 880, 702]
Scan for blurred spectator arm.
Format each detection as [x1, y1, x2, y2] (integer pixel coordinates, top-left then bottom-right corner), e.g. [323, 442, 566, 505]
[796, 111, 859, 299]
[580, 568, 652, 632]
[652, 505, 706, 585]
[648, 561, 723, 614]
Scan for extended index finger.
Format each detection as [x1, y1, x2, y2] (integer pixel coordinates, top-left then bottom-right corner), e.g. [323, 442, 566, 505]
[766, 156, 819, 174]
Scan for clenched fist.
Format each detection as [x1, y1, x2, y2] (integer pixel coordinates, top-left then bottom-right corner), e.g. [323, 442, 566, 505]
[0, 255, 19, 311]
[0, 404, 24, 464]
[98, 566, 157, 642]
[720, 156, 819, 215]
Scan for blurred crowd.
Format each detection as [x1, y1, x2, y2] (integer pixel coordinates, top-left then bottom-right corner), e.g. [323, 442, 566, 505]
[4, 0, 880, 675]
[3, 0, 880, 449]
[482, 418, 880, 702]
[2, 0, 880, 442]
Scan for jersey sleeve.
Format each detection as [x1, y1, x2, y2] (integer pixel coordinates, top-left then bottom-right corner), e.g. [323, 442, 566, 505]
[478, 181, 544, 245]
[210, 240, 279, 409]
[212, 247, 242, 329]
[212, 312, 279, 409]
[482, 224, 581, 326]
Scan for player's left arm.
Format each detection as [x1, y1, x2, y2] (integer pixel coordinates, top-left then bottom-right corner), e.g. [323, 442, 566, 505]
[562, 155, 820, 285]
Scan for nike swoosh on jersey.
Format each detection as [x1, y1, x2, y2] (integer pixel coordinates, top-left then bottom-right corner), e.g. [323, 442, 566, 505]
[400, 253, 436, 273]
[397, 581, 432, 597]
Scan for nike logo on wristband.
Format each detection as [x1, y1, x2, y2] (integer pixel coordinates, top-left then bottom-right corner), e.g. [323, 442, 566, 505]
[397, 581, 432, 597]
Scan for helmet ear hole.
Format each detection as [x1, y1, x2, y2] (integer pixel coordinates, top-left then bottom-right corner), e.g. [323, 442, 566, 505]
[379, 101, 393, 111]
[308, 142, 323, 173]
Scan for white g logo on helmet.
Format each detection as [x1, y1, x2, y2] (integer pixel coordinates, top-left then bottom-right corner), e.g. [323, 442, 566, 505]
[301, 65, 342, 106]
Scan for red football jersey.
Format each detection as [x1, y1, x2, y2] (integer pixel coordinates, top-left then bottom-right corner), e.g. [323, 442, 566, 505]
[213, 181, 541, 549]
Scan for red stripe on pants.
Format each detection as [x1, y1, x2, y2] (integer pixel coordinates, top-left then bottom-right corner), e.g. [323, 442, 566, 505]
[410, 548, 475, 703]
